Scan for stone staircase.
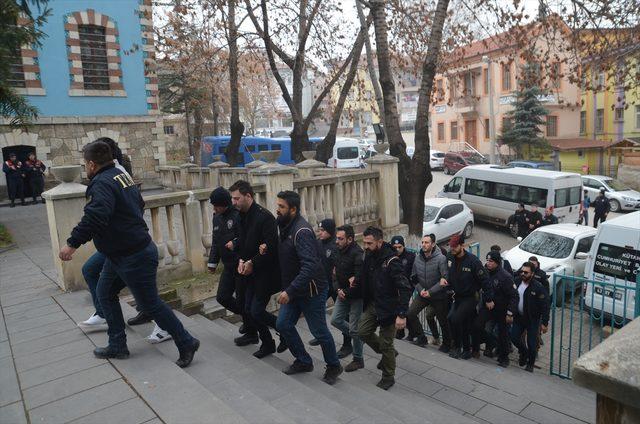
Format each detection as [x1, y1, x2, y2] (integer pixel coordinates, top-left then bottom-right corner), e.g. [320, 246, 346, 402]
[52, 290, 595, 424]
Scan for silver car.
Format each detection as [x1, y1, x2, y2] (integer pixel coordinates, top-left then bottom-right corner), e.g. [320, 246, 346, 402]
[582, 175, 640, 212]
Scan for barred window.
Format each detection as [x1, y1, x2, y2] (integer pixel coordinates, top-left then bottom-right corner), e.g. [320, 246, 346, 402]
[79, 25, 109, 90]
[8, 48, 25, 88]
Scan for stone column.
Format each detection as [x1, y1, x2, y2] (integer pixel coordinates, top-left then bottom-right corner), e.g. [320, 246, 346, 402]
[182, 192, 206, 274]
[42, 165, 95, 291]
[366, 147, 400, 228]
[208, 156, 230, 188]
[296, 150, 326, 178]
[180, 162, 197, 190]
[249, 151, 296, 213]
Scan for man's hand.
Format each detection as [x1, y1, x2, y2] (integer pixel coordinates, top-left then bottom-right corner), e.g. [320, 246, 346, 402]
[485, 301, 495, 311]
[258, 243, 267, 255]
[506, 315, 513, 324]
[225, 240, 234, 250]
[338, 289, 346, 301]
[207, 266, 217, 274]
[349, 276, 356, 288]
[237, 259, 245, 275]
[59, 245, 76, 261]
[277, 291, 290, 305]
[439, 278, 448, 287]
[241, 260, 253, 276]
[395, 316, 407, 331]
[420, 289, 430, 298]
[541, 324, 549, 334]
[529, 224, 534, 229]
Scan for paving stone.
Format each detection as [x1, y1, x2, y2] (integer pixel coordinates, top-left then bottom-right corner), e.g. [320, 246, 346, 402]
[15, 338, 95, 372]
[6, 311, 69, 334]
[468, 384, 531, 414]
[19, 352, 106, 389]
[28, 379, 137, 424]
[8, 318, 77, 345]
[395, 353, 434, 376]
[0, 286, 60, 307]
[271, 393, 340, 424]
[432, 387, 487, 415]
[475, 404, 537, 424]
[397, 371, 444, 396]
[4, 303, 61, 324]
[422, 366, 478, 394]
[0, 401, 27, 424]
[1, 297, 55, 316]
[23, 363, 121, 410]
[520, 403, 586, 424]
[69, 397, 157, 424]
[0, 357, 21, 408]
[0, 340, 10, 359]
[12, 327, 86, 357]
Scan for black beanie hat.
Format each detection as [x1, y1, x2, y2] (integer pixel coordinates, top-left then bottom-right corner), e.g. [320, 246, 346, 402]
[391, 235, 405, 246]
[319, 219, 336, 236]
[209, 186, 231, 207]
[486, 250, 502, 264]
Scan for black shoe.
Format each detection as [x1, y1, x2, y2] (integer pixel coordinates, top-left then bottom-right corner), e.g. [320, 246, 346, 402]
[438, 344, 450, 354]
[234, 333, 259, 346]
[283, 360, 314, 375]
[337, 342, 353, 359]
[127, 311, 153, 326]
[276, 335, 288, 353]
[309, 338, 320, 346]
[176, 339, 200, 368]
[10, 202, 15, 208]
[395, 329, 405, 340]
[412, 335, 428, 347]
[344, 359, 364, 372]
[32, 200, 38, 205]
[376, 378, 395, 390]
[460, 350, 472, 360]
[518, 353, 528, 367]
[525, 364, 534, 372]
[449, 348, 461, 359]
[483, 348, 495, 358]
[94, 345, 130, 360]
[376, 350, 398, 370]
[239, 323, 247, 334]
[253, 341, 276, 359]
[405, 333, 416, 342]
[498, 358, 509, 368]
[322, 364, 343, 385]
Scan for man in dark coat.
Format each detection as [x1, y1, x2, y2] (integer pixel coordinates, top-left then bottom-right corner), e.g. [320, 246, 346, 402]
[490, 245, 513, 275]
[3, 153, 25, 207]
[230, 180, 283, 358]
[511, 261, 550, 372]
[274, 191, 343, 385]
[541, 206, 559, 226]
[525, 203, 543, 235]
[512, 203, 528, 238]
[391, 235, 415, 340]
[355, 226, 413, 390]
[24, 151, 46, 204]
[592, 188, 611, 228]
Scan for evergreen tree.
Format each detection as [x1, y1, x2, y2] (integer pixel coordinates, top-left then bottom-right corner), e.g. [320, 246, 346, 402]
[498, 63, 550, 159]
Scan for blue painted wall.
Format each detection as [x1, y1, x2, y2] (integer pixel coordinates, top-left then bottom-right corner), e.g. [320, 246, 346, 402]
[25, 0, 148, 116]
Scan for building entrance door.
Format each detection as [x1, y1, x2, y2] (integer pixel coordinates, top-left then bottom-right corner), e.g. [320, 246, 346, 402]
[464, 120, 477, 148]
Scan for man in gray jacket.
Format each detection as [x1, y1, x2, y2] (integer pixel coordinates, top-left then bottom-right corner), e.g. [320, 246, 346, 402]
[406, 234, 451, 352]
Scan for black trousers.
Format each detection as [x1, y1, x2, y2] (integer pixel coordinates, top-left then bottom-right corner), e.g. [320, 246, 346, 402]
[216, 265, 254, 334]
[593, 214, 606, 228]
[472, 307, 510, 360]
[447, 297, 477, 351]
[244, 283, 277, 344]
[29, 175, 44, 199]
[7, 178, 24, 202]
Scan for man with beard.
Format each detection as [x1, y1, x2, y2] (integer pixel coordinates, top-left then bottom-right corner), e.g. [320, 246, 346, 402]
[230, 180, 284, 358]
[391, 235, 415, 340]
[274, 191, 343, 385]
[541, 206, 558, 226]
[355, 226, 412, 390]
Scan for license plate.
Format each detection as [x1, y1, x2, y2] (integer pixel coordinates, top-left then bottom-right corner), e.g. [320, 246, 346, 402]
[595, 286, 623, 300]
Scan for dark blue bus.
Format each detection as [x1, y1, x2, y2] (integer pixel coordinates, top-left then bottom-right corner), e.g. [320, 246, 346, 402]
[201, 136, 323, 166]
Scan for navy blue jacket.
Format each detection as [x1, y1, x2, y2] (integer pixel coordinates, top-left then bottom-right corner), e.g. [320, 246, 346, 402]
[68, 164, 150, 257]
[278, 214, 327, 299]
[514, 277, 550, 326]
[208, 207, 240, 267]
[334, 241, 363, 297]
[483, 266, 518, 314]
[318, 236, 337, 288]
[3, 160, 24, 180]
[446, 250, 494, 302]
[592, 195, 611, 215]
[397, 249, 416, 280]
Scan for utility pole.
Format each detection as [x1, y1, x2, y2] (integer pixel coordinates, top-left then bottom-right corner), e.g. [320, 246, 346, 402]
[483, 55, 497, 164]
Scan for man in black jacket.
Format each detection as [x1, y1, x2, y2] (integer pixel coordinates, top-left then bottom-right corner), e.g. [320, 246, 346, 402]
[309, 219, 338, 347]
[490, 245, 513, 275]
[592, 188, 611, 228]
[445, 234, 494, 360]
[471, 251, 518, 367]
[512, 203, 528, 239]
[24, 151, 46, 204]
[59, 141, 199, 367]
[525, 203, 543, 235]
[511, 261, 550, 372]
[330, 225, 364, 371]
[3, 153, 25, 207]
[230, 180, 283, 358]
[541, 206, 559, 226]
[207, 187, 250, 338]
[391, 235, 415, 340]
[355, 226, 412, 390]
[274, 191, 343, 385]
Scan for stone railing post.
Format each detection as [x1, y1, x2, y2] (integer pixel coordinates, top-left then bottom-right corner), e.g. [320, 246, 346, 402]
[249, 151, 295, 213]
[180, 162, 197, 190]
[332, 180, 345, 226]
[42, 165, 95, 291]
[182, 192, 206, 274]
[296, 150, 326, 178]
[365, 148, 400, 228]
[208, 156, 230, 188]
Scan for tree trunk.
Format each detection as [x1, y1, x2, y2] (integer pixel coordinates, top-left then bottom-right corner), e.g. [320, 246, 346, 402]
[184, 95, 193, 161]
[226, 0, 245, 166]
[211, 87, 219, 136]
[290, 121, 310, 162]
[193, 106, 204, 165]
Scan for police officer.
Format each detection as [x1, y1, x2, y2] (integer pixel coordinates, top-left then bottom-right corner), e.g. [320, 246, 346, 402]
[391, 235, 415, 340]
[525, 203, 543, 235]
[592, 188, 611, 228]
[3, 153, 25, 207]
[444, 234, 494, 360]
[490, 245, 513, 275]
[24, 152, 46, 204]
[541, 206, 558, 226]
[512, 203, 528, 238]
[59, 141, 199, 367]
[208, 187, 250, 337]
[511, 261, 550, 372]
[471, 251, 518, 367]
[274, 191, 343, 385]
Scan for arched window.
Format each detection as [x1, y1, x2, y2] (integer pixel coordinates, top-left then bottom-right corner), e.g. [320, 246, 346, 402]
[78, 24, 109, 90]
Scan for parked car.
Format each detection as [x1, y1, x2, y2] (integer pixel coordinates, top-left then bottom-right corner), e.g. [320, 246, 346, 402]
[583, 211, 640, 324]
[443, 151, 487, 175]
[504, 224, 597, 306]
[422, 198, 474, 243]
[430, 150, 445, 170]
[507, 160, 555, 171]
[328, 138, 362, 168]
[581, 175, 640, 212]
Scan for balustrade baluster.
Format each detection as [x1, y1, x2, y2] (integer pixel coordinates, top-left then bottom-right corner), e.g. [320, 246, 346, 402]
[200, 200, 212, 256]
[165, 205, 180, 264]
[150, 207, 166, 267]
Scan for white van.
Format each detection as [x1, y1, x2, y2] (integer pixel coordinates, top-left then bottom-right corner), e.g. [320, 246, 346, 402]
[328, 138, 362, 168]
[438, 165, 582, 232]
[583, 211, 640, 323]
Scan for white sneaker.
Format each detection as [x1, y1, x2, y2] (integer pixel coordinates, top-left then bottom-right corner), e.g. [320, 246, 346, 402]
[146, 324, 172, 344]
[78, 312, 107, 330]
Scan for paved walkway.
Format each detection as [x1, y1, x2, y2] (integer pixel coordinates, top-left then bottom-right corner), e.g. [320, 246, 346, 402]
[0, 204, 597, 423]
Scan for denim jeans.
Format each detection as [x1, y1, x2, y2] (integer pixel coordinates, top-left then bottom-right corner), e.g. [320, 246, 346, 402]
[97, 242, 195, 351]
[510, 317, 540, 366]
[276, 288, 340, 367]
[330, 297, 364, 360]
[82, 251, 107, 317]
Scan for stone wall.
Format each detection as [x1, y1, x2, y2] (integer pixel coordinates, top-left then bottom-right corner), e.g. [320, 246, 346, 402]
[617, 164, 640, 191]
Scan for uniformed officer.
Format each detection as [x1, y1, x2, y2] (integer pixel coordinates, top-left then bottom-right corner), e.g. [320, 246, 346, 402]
[59, 141, 199, 367]
[525, 203, 543, 235]
[592, 188, 611, 228]
[512, 203, 528, 238]
[24, 152, 46, 204]
[3, 153, 25, 207]
[391, 235, 415, 340]
[541, 206, 558, 226]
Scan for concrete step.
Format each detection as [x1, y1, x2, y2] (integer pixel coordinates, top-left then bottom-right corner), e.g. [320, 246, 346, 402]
[201, 298, 228, 320]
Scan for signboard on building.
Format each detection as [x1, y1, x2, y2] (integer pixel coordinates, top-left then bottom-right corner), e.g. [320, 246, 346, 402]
[499, 95, 516, 105]
[434, 105, 446, 114]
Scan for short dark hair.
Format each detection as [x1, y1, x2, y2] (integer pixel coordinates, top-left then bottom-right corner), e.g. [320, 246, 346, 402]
[529, 256, 539, 263]
[229, 180, 254, 197]
[83, 141, 113, 166]
[423, 233, 436, 243]
[490, 245, 501, 252]
[277, 190, 300, 210]
[94, 137, 122, 162]
[363, 226, 383, 240]
[336, 225, 355, 240]
[521, 261, 535, 273]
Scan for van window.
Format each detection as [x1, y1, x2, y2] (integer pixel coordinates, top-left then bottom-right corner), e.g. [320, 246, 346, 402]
[465, 179, 491, 197]
[258, 144, 269, 151]
[494, 182, 519, 202]
[519, 186, 547, 208]
[555, 187, 582, 207]
[593, 243, 640, 281]
[337, 147, 359, 159]
[245, 145, 256, 152]
[444, 177, 462, 193]
[271, 144, 281, 151]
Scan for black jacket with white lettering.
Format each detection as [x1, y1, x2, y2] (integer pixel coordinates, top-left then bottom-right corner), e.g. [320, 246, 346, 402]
[514, 277, 550, 326]
[208, 207, 240, 267]
[446, 250, 494, 302]
[67, 164, 150, 257]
